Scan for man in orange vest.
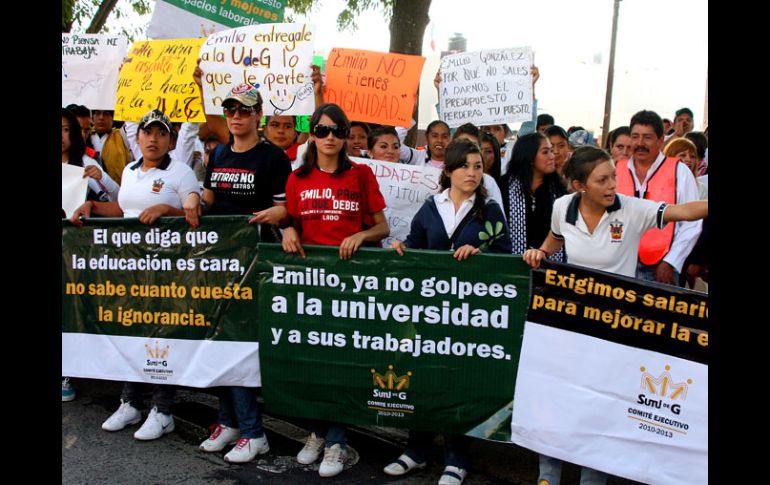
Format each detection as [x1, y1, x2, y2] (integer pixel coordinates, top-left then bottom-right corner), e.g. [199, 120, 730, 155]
[615, 110, 702, 286]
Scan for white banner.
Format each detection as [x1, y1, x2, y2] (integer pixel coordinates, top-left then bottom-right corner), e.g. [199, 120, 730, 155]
[351, 157, 442, 247]
[511, 322, 708, 485]
[62, 164, 88, 218]
[62, 333, 261, 387]
[62, 33, 128, 110]
[439, 47, 533, 128]
[198, 23, 316, 116]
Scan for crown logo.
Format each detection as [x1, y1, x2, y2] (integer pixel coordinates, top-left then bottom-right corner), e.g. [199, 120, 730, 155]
[371, 365, 412, 391]
[146, 340, 169, 359]
[152, 178, 164, 193]
[640, 365, 692, 400]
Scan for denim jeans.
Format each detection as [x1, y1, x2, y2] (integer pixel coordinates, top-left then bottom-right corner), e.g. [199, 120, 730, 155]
[402, 431, 471, 469]
[218, 386, 264, 439]
[308, 421, 347, 448]
[538, 454, 608, 485]
[121, 382, 175, 414]
[636, 261, 681, 287]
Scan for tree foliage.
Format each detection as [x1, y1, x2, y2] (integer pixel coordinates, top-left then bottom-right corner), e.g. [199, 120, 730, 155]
[62, 0, 151, 41]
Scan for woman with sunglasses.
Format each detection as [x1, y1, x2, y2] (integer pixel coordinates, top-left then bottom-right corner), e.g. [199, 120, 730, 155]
[283, 103, 388, 478]
[189, 77, 292, 462]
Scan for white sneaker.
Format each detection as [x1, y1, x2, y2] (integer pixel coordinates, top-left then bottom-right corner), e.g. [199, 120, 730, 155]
[133, 406, 175, 440]
[101, 400, 141, 431]
[296, 432, 325, 464]
[200, 424, 241, 452]
[318, 444, 347, 477]
[438, 465, 467, 485]
[224, 436, 270, 463]
[383, 453, 426, 476]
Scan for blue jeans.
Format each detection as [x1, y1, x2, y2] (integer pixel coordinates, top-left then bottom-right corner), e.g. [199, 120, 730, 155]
[308, 421, 347, 448]
[217, 386, 264, 439]
[121, 382, 175, 414]
[636, 261, 681, 287]
[403, 431, 471, 469]
[539, 454, 608, 485]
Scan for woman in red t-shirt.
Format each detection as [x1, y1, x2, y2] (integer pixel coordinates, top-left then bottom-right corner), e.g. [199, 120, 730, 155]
[283, 103, 389, 260]
[283, 104, 389, 478]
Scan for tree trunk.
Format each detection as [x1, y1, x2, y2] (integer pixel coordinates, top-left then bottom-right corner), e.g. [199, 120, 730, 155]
[388, 0, 432, 147]
[87, 0, 121, 33]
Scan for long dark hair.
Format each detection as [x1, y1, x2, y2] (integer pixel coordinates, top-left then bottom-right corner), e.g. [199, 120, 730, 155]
[62, 108, 86, 167]
[425, 119, 450, 160]
[297, 103, 352, 177]
[439, 139, 488, 221]
[481, 131, 502, 182]
[502, 132, 564, 196]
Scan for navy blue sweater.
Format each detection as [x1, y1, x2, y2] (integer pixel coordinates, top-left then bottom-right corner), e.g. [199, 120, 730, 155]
[404, 196, 513, 253]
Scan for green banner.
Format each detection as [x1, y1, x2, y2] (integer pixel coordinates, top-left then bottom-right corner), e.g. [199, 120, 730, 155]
[163, 0, 285, 26]
[62, 216, 260, 343]
[255, 244, 530, 439]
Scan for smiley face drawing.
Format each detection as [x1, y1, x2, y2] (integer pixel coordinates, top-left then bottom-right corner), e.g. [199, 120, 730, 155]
[269, 89, 297, 115]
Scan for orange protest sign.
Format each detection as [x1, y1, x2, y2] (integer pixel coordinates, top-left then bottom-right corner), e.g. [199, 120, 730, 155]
[324, 48, 425, 128]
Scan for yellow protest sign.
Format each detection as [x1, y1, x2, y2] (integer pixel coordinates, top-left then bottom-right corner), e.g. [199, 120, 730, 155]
[114, 38, 206, 122]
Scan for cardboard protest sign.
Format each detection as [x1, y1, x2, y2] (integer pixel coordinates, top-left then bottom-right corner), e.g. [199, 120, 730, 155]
[148, 0, 285, 40]
[351, 157, 441, 247]
[324, 48, 426, 127]
[62, 164, 88, 218]
[439, 47, 533, 128]
[114, 38, 206, 122]
[198, 23, 316, 116]
[62, 34, 128, 110]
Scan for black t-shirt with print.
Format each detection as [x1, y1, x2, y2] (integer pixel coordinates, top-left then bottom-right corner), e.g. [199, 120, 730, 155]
[204, 139, 291, 242]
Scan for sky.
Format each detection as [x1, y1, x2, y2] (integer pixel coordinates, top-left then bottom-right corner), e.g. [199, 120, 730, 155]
[111, 0, 708, 134]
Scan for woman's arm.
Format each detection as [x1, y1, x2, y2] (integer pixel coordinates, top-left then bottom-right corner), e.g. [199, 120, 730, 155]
[662, 200, 708, 224]
[522, 232, 565, 269]
[193, 58, 231, 144]
[69, 200, 124, 225]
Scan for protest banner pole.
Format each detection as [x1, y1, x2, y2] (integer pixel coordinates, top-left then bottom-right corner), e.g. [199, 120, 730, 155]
[601, 0, 622, 145]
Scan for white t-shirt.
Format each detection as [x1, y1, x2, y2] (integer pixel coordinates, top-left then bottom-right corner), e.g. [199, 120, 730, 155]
[83, 155, 120, 201]
[118, 157, 199, 218]
[551, 193, 667, 278]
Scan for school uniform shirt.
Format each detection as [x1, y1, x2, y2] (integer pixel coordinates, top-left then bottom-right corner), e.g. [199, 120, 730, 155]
[286, 162, 386, 246]
[204, 140, 291, 216]
[118, 156, 199, 218]
[550, 193, 667, 278]
[405, 190, 512, 253]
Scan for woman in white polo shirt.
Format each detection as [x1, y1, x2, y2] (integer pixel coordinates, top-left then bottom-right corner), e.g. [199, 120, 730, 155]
[522, 146, 707, 485]
[70, 109, 200, 442]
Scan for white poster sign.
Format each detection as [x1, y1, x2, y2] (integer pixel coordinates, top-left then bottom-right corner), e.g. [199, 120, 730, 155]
[62, 164, 88, 218]
[439, 47, 533, 128]
[62, 33, 128, 110]
[351, 157, 442, 247]
[198, 23, 315, 116]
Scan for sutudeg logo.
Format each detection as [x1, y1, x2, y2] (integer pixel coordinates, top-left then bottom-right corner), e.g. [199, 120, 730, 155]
[371, 364, 412, 391]
[367, 365, 415, 416]
[640, 365, 692, 400]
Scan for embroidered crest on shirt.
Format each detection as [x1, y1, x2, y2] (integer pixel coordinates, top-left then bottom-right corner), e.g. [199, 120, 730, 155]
[609, 220, 624, 242]
[152, 178, 165, 193]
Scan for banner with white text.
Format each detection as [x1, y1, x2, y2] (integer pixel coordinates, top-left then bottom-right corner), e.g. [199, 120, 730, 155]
[62, 217, 262, 387]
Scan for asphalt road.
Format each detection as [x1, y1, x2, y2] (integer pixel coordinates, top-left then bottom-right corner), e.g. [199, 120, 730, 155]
[62, 378, 643, 485]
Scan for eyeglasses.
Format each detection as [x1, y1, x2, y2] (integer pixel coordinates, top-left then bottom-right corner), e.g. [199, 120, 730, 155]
[313, 124, 349, 139]
[223, 105, 257, 117]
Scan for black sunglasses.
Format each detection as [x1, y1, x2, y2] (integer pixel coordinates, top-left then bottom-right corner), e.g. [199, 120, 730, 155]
[313, 124, 349, 139]
[223, 105, 257, 117]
